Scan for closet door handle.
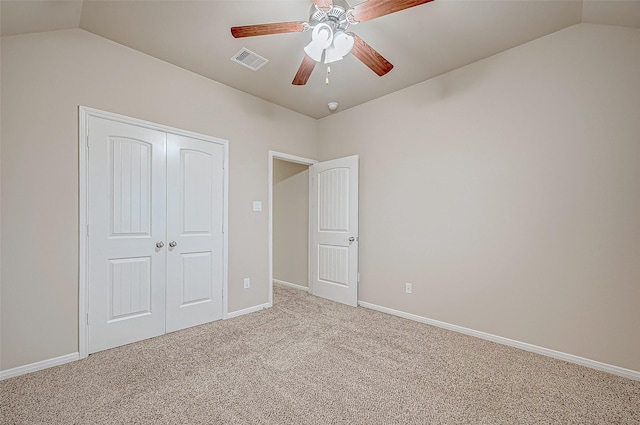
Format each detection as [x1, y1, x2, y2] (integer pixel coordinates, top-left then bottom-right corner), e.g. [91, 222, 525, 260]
[156, 241, 164, 248]
[169, 241, 177, 248]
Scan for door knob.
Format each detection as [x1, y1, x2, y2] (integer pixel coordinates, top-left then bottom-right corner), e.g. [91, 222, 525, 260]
[169, 241, 177, 248]
[156, 241, 164, 248]
[348, 237, 355, 243]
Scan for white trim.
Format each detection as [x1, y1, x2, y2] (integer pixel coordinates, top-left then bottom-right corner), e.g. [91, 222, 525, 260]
[226, 302, 271, 319]
[268, 151, 317, 309]
[78, 107, 89, 359]
[358, 301, 640, 381]
[273, 279, 310, 292]
[78, 106, 229, 357]
[221, 136, 230, 320]
[0, 353, 79, 381]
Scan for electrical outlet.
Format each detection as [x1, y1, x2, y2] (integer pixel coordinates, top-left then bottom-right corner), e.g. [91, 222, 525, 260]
[243, 278, 250, 289]
[405, 282, 412, 294]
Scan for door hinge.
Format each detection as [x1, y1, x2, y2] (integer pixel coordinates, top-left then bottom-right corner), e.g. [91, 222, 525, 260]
[86, 312, 90, 326]
[86, 223, 90, 237]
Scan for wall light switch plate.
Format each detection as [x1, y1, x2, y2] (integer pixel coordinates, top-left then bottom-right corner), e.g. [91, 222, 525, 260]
[253, 201, 262, 212]
[243, 277, 251, 289]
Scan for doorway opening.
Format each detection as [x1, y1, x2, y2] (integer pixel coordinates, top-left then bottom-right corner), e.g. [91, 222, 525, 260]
[268, 151, 317, 306]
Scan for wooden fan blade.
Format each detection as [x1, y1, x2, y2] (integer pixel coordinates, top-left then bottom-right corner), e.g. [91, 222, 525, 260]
[313, 0, 333, 11]
[350, 35, 393, 76]
[292, 55, 317, 85]
[231, 22, 307, 38]
[351, 0, 434, 23]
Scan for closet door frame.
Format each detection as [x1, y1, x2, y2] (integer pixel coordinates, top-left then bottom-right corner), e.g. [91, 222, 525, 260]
[78, 106, 229, 359]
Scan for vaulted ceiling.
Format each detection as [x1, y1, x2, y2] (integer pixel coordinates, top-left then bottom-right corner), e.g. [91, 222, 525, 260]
[2, 0, 639, 118]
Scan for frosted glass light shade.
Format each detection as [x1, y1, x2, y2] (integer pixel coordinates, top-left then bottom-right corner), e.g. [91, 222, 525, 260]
[324, 45, 343, 64]
[304, 23, 333, 62]
[324, 32, 354, 64]
[304, 42, 325, 62]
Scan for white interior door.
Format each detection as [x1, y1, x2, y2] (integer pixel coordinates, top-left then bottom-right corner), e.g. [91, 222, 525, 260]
[310, 155, 359, 306]
[165, 133, 224, 332]
[87, 117, 167, 354]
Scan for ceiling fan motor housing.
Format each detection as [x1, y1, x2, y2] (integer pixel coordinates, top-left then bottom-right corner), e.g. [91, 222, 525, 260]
[309, 0, 353, 33]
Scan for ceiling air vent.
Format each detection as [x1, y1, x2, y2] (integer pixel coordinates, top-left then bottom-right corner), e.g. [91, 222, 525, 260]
[231, 48, 269, 71]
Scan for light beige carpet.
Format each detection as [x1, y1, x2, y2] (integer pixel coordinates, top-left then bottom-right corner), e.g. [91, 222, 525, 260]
[1, 285, 639, 424]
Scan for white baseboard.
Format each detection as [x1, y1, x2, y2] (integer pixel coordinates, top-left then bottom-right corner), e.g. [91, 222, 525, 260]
[358, 301, 640, 381]
[273, 279, 309, 292]
[0, 352, 80, 381]
[3, 302, 272, 379]
[226, 302, 271, 319]
[5, 306, 636, 382]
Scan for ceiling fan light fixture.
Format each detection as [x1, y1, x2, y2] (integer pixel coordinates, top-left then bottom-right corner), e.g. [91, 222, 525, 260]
[304, 23, 334, 62]
[324, 46, 343, 64]
[304, 42, 324, 62]
[324, 31, 354, 63]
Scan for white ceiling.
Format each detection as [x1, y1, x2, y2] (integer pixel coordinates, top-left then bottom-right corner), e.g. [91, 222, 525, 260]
[2, 0, 639, 119]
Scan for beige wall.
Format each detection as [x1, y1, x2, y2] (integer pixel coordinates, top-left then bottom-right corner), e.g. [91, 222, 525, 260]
[318, 24, 640, 372]
[2, 23, 639, 375]
[273, 159, 309, 287]
[0, 29, 317, 370]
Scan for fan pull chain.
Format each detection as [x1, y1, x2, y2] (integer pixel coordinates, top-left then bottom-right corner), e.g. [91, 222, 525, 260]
[325, 65, 331, 85]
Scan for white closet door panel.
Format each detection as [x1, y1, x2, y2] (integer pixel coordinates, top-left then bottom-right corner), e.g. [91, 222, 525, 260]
[181, 252, 213, 304]
[88, 116, 167, 354]
[166, 133, 224, 333]
[181, 149, 214, 234]
[109, 257, 152, 318]
[111, 139, 151, 235]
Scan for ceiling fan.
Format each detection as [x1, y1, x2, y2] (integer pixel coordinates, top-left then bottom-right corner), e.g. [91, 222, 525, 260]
[231, 0, 433, 85]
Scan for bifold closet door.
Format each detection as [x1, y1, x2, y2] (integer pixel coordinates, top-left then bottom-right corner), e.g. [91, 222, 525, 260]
[87, 117, 167, 354]
[165, 133, 224, 332]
